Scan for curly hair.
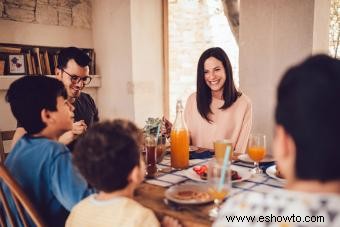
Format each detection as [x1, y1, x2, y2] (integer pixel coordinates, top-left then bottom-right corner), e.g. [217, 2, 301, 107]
[73, 119, 143, 192]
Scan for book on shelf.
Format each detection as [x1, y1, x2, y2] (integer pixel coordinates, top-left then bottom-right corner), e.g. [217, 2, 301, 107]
[0, 46, 21, 54]
[25, 51, 33, 75]
[0, 43, 95, 76]
[31, 55, 37, 75]
[44, 51, 52, 75]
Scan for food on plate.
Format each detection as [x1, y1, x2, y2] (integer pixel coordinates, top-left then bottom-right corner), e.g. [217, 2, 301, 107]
[173, 190, 210, 201]
[193, 165, 208, 180]
[193, 165, 241, 181]
[275, 165, 285, 179]
[231, 169, 242, 181]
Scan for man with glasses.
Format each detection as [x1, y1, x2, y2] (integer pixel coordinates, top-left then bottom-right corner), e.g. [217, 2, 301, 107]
[12, 47, 99, 149]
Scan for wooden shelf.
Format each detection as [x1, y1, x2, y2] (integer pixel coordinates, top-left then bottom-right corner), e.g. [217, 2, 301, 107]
[0, 75, 101, 90]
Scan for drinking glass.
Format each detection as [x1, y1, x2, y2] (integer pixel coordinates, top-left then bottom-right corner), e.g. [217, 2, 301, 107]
[247, 133, 266, 174]
[144, 135, 157, 178]
[156, 135, 170, 172]
[213, 139, 233, 163]
[207, 159, 231, 219]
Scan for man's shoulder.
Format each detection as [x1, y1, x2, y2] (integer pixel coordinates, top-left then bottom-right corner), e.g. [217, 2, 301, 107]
[77, 92, 97, 107]
[79, 92, 95, 102]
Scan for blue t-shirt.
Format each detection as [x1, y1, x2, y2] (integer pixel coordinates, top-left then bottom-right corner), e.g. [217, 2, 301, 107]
[3, 135, 93, 227]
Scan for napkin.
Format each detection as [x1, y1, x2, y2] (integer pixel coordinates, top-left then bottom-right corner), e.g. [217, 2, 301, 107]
[189, 150, 213, 159]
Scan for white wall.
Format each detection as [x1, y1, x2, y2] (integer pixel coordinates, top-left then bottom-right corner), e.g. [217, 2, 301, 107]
[239, 0, 330, 152]
[93, 0, 163, 127]
[92, 0, 135, 122]
[130, 0, 163, 126]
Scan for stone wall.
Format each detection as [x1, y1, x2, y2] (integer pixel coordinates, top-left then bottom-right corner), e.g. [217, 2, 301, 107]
[0, 0, 91, 29]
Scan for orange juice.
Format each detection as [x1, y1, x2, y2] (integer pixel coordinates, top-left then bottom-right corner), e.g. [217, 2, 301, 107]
[208, 187, 229, 200]
[248, 146, 266, 162]
[170, 129, 189, 169]
[214, 140, 233, 163]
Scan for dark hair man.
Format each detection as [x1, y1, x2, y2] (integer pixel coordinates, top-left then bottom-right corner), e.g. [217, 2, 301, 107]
[12, 47, 99, 149]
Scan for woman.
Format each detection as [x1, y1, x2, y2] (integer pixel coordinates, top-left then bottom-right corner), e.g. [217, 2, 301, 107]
[184, 47, 252, 153]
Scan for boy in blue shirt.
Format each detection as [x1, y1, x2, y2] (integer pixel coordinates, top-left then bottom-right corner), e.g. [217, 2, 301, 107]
[4, 76, 93, 226]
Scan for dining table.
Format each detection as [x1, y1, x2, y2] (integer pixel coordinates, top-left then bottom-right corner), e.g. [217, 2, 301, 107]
[135, 150, 284, 227]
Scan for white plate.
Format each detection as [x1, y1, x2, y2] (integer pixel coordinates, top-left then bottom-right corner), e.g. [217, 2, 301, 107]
[185, 165, 252, 183]
[238, 154, 275, 163]
[165, 183, 213, 205]
[266, 165, 286, 183]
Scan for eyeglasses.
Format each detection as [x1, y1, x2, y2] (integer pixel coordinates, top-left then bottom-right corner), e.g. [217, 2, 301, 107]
[62, 69, 92, 85]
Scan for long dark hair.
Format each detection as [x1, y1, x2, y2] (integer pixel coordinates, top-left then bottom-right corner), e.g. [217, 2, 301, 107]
[196, 47, 240, 123]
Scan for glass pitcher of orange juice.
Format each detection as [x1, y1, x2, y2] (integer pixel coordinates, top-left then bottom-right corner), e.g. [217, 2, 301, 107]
[170, 100, 189, 169]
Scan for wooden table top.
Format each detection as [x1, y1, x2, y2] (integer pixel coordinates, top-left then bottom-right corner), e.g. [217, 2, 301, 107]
[135, 182, 213, 227]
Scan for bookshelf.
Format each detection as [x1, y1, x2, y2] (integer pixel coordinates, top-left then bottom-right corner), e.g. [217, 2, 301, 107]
[0, 75, 101, 90]
[0, 43, 100, 90]
[0, 43, 96, 75]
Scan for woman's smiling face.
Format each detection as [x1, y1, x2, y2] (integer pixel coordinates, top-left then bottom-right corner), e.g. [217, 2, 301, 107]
[204, 56, 226, 99]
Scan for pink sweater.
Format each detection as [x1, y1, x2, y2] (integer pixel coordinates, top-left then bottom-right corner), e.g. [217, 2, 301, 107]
[184, 93, 252, 153]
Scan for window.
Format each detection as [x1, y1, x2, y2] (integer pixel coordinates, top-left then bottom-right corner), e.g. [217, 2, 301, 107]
[166, 0, 239, 121]
[329, 0, 340, 58]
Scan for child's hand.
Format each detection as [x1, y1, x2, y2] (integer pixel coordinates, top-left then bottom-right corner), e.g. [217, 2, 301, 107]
[72, 120, 87, 136]
[161, 216, 182, 227]
[58, 120, 87, 145]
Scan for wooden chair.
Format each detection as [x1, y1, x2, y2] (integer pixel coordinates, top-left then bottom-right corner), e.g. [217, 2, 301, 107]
[0, 130, 15, 163]
[0, 164, 46, 227]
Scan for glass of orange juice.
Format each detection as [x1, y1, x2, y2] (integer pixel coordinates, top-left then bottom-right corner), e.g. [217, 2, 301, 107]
[214, 139, 233, 163]
[207, 159, 231, 219]
[248, 133, 266, 174]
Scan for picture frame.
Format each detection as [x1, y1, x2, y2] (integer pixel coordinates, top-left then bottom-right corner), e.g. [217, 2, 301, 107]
[0, 60, 5, 75]
[8, 54, 26, 74]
